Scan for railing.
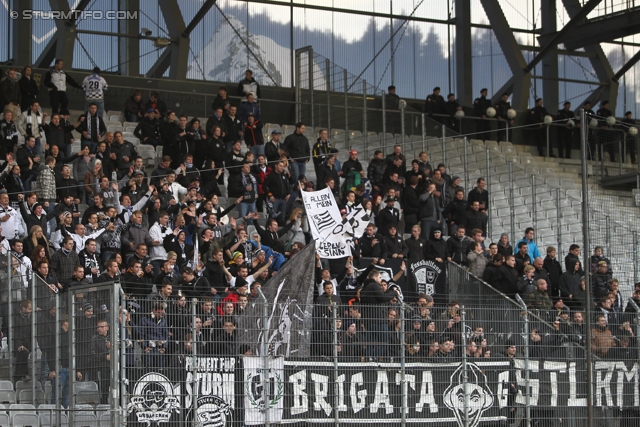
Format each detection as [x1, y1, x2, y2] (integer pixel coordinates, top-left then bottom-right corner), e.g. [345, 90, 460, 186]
[3, 249, 639, 426]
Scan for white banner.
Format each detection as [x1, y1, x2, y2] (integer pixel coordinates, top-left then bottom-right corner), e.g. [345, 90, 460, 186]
[243, 356, 285, 425]
[301, 187, 351, 259]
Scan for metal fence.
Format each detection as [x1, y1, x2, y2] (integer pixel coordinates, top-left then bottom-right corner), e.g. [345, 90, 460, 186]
[2, 253, 640, 426]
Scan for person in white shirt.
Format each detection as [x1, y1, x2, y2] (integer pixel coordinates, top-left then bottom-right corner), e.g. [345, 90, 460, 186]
[61, 222, 107, 253]
[165, 172, 187, 202]
[148, 211, 173, 275]
[82, 67, 108, 119]
[0, 191, 25, 239]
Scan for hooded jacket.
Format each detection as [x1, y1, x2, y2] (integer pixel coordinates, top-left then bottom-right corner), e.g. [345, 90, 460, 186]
[558, 259, 581, 300]
[424, 229, 447, 261]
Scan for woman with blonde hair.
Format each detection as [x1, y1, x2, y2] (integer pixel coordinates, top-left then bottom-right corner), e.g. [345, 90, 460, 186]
[23, 225, 50, 260]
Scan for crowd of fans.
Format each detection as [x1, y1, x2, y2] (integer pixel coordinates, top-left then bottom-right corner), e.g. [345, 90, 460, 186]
[0, 64, 638, 408]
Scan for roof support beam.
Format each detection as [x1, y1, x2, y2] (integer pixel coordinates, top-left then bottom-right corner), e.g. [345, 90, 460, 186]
[479, 0, 530, 110]
[455, 0, 473, 106]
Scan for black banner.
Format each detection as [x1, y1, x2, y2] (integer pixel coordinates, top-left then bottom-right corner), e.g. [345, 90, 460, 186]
[125, 357, 640, 427]
[406, 259, 447, 303]
[236, 242, 317, 357]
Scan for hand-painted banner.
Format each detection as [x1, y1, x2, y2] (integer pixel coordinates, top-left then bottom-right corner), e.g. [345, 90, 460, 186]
[301, 187, 352, 259]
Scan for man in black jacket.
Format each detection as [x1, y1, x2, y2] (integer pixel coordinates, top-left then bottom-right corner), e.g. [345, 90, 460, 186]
[253, 217, 295, 248]
[483, 254, 504, 287]
[381, 225, 408, 263]
[401, 176, 420, 232]
[446, 226, 471, 267]
[405, 224, 426, 261]
[133, 109, 160, 146]
[357, 224, 383, 259]
[442, 189, 468, 235]
[16, 136, 40, 190]
[376, 196, 400, 237]
[263, 160, 291, 225]
[424, 228, 446, 263]
[359, 269, 397, 359]
[43, 113, 82, 158]
[283, 122, 310, 182]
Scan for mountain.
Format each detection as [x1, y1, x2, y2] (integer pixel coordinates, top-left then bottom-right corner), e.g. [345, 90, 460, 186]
[187, 15, 329, 90]
[187, 15, 291, 86]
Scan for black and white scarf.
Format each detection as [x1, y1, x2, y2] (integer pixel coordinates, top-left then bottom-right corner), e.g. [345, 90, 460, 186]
[25, 109, 42, 136]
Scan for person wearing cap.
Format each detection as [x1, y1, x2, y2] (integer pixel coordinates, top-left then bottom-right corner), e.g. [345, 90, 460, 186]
[555, 101, 575, 159]
[133, 108, 160, 146]
[264, 128, 285, 166]
[237, 69, 262, 100]
[473, 88, 492, 141]
[311, 129, 333, 173]
[376, 195, 400, 237]
[424, 86, 445, 123]
[283, 122, 310, 182]
[43, 59, 81, 115]
[342, 148, 364, 180]
[81, 67, 108, 119]
[381, 224, 408, 263]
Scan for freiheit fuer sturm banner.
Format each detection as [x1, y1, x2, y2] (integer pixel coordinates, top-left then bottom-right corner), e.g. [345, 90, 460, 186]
[127, 358, 639, 427]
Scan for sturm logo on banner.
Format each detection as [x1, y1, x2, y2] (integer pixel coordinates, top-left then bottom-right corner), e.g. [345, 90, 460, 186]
[194, 396, 232, 427]
[410, 260, 442, 296]
[128, 372, 180, 425]
[443, 363, 494, 427]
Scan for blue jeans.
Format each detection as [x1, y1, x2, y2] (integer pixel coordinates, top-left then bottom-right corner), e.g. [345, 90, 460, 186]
[81, 139, 97, 154]
[85, 99, 105, 120]
[237, 201, 256, 224]
[367, 321, 389, 358]
[421, 219, 440, 241]
[51, 367, 69, 408]
[250, 145, 265, 160]
[290, 161, 307, 183]
[272, 198, 287, 226]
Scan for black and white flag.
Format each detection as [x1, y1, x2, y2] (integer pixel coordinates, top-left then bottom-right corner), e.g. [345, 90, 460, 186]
[236, 242, 317, 358]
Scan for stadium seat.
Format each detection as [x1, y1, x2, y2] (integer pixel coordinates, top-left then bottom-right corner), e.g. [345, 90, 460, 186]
[72, 412, 98, 427]
[75, 382, 100, 406]
[39, 404, 69, 427]
[0, 391, 15, 405]
[106, 125, 123, 134]
[0, 382, 12, 392]
[18, 389, 45, 405]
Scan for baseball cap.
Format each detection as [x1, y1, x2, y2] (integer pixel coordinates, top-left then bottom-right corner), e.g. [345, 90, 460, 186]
[146, 108, 155, 113]
[349, 149, 358, 155]
[385, 196, 396, 202]
[271, 129, 281, 135]
[133, 170, 144, 176]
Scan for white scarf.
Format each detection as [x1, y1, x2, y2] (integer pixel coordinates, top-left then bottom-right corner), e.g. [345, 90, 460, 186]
[26, 109, 42, 126]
